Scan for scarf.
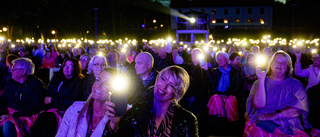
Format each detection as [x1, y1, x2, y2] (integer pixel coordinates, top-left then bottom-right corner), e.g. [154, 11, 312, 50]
[218, 65, 231, 92]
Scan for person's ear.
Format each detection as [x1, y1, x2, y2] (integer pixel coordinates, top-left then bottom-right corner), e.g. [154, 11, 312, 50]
[21, 69, 27, 75]
[147, 62, 152, 69]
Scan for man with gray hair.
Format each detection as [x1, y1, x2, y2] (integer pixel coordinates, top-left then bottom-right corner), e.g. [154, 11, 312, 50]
[0, 58, 46, 136]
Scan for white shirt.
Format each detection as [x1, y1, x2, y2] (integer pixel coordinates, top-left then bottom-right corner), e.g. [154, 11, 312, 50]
[56, 101, 109, 137]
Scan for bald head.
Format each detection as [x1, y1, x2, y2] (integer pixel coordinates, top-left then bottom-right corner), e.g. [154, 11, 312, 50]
[136, 52, 154, 68]
[135, 52, 154, 77]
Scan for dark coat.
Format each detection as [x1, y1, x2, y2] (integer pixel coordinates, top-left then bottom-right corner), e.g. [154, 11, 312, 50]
[0, 75, 46, 117]
[46, 74, 84, 111]
[103, 100, 199, 137]
[83, 73, 96, 100]
[206, 66, 242, 96]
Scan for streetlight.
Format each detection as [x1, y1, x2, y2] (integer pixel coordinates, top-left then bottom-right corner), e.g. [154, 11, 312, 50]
[51, 30, 56, 35]
[153, 19, 156, 23]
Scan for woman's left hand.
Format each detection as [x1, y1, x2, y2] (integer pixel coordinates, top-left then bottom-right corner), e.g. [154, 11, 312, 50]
[258, 113, 278, 121]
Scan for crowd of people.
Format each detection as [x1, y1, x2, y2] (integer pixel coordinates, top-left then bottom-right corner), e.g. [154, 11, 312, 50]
[0, 39, 319, 137]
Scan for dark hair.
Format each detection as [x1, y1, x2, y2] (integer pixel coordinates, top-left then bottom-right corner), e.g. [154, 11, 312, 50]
[60, 57, 84, 80]
[229, 52, 240, 61]
[75, 67, 123, 134]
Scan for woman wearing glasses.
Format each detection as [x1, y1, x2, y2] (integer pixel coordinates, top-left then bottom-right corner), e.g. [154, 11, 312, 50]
[29, 57, 84, 136]
[83, 55, 107, 100]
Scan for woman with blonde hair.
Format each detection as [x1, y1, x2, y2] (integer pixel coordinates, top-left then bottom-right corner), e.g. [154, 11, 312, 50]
[104, 65, 198, 137]
[244, 51, 309, 136]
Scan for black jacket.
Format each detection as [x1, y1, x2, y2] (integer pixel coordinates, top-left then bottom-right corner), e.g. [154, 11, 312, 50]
[103, 100, 199, 137]
[83, 73, 96, 100]
[0, 75, 46, 117]
[206, 66, 242, 96]
[46, 74, 84, 111]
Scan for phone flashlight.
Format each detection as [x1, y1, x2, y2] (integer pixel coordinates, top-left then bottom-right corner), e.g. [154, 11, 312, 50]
[256, 55, 267, 71]
[198, 54, 206, 66]
[110, 76, 128, 116]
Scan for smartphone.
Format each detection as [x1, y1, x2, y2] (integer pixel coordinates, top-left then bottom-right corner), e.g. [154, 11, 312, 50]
[110, 91, 128, 116]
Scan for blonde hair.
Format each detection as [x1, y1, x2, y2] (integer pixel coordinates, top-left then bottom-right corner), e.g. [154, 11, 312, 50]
[266, 50, 293, 77]
[155, 65, 190, 104]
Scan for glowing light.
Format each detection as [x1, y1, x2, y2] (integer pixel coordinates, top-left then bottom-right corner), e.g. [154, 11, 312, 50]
[222, 48, 226, 52]
[0, 37, 4, 41]
[11, 44, 15, 48]
[190, 18, 196, 23]
[121, 48, 127, 53]
[2, 27, 7, 32]
[167, 37, 172, 42]
[51, 30, 56, 35]
[112, 76, 127, 91]
[242, 42, 248, 46]
[180, 42, 183, 45]
[184, 44, 188, 49]
[312, 49, 317, 54]
[239, 51, 242, 55]
[203, 46, 209, 51]
[197, 54, 204, 60]
[187, 48, 191, 51]
[153, 19, 156, 23]
[224, 19, 228, 24]
[213, 47, 218, 51]
[256, 55, 267, 66]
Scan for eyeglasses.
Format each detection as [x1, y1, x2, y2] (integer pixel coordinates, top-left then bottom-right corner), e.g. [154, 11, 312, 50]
[10, 68, 24, 72]
[93, 63, 105, 67]
[63, 65, 74, 69]
[80, 58, 89, 61]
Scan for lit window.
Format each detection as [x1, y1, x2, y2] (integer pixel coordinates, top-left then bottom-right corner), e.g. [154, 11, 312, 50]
[236, 19, 240, 23]
[212, 9, 216, 15]
[248, 19, 252, 23]
[260, 19, 264, 24]
[212, 19, 216, 24]
[224, 19, 228, 24]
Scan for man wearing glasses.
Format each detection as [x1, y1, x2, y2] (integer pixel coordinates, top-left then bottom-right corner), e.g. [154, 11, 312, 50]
[0, 58, 46, 137]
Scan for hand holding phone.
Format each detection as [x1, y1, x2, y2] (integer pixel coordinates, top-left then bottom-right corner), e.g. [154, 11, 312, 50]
[110, 91, 127, 116]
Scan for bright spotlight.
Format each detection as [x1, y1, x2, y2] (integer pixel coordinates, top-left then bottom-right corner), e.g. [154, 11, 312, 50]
[190, 18, 196, 23]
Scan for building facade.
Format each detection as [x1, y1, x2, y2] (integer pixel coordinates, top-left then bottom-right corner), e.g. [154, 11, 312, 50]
[170, 0, 273, 42]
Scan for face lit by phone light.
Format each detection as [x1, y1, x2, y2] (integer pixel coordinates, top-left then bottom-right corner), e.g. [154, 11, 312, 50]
[91, 71, 112, 101]
[153, 66, 190, 104]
